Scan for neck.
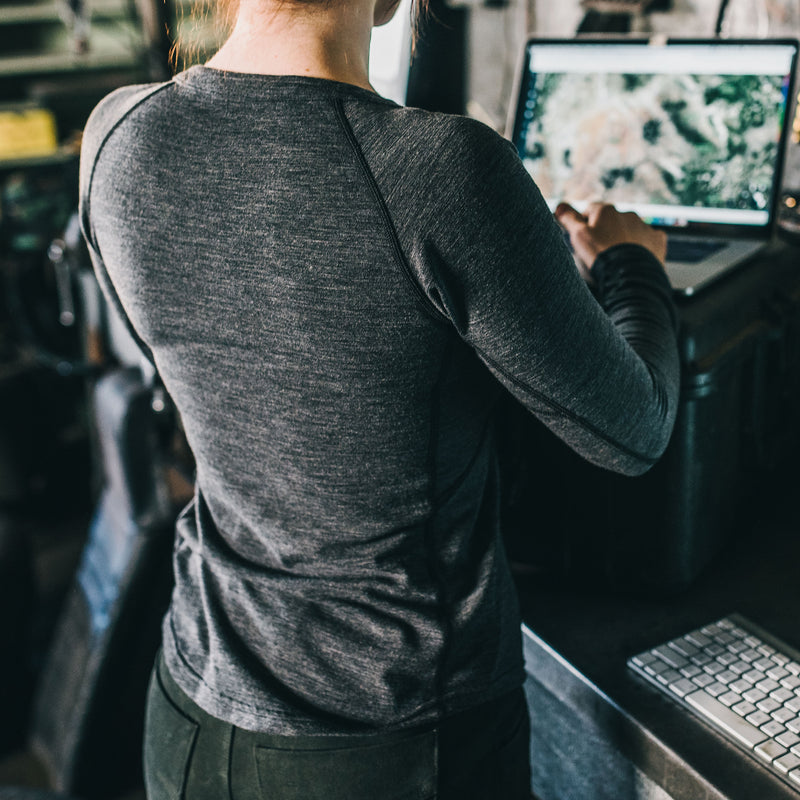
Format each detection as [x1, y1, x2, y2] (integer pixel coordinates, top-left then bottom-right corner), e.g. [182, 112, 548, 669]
[206, 1, 375, 91]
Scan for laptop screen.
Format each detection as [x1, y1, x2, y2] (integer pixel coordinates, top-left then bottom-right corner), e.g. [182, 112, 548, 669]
[510, 40, 798, 233]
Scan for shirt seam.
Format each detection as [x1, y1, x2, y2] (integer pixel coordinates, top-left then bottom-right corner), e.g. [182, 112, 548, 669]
[84, 81, 174, 253]
[332, 96, 449, 326]
[424, 338, 456, 716]
[474, 344, 660, 467]
[83, 81, 175, 366]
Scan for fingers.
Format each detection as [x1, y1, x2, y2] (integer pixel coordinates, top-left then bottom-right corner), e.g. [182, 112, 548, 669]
[555, 202, 601, 268]
[554, 202, 587, 233]
[554, 200, 668, 268]
[582, 201, 609, 226]
[557, 201, 616, 232]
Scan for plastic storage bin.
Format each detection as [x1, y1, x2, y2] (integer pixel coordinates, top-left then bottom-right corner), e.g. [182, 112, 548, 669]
[499, 242, 800, 593]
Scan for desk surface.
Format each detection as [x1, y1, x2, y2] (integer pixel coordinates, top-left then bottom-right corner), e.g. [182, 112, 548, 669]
[516, 475, 800, 800]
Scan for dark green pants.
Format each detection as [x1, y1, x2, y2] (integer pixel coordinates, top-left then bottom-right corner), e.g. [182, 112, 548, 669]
[144, 653, 531, 799]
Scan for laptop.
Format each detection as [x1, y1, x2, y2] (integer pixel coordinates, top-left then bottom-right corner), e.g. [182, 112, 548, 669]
[507, 38, 799, 295]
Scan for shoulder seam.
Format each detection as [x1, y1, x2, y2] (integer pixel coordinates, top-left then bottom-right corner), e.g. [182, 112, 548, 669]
[332, 96, 449, 326]
[84, 81, 175, 251]
[83, 82, 174, 367]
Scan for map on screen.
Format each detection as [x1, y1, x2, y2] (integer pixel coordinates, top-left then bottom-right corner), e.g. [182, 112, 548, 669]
[520, 72, 786, 214]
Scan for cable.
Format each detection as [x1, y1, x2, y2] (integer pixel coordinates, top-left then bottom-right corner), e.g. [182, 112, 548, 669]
[714, 0, 730, 35]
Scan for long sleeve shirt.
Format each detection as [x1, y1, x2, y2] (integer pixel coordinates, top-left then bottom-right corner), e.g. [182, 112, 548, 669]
[79, 66, 680, 734]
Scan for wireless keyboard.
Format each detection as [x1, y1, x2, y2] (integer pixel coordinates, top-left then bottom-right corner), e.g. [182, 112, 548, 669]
[628, 614, 800, 793]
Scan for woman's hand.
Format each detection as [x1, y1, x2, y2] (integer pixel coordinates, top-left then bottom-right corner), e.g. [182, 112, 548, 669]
[555, 202, 668, 276]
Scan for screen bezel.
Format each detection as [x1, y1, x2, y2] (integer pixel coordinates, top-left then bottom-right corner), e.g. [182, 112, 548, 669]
[508, 37, 800, 240]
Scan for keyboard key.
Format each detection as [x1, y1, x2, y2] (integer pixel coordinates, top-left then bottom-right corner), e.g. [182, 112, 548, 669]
[718, 652, 737, 667]
[790, 767, 800, 787]
[781, 675, 800, 691]
[653, 646, 687, 669]
[669, 678, 697, 698]
[729, 640, 748, 654]
[686, 691, 768, 748]
[645, 661, 669, 676]
[768, 666, 790, 682]
[717, 670, 737, 685]
[732, 701, 757, 718]
[686, 631, 712, 648]
[729, 661, 749, 676]
[729, 679, 750, 694]
[773, 653, 791, 666]
[740, 649, 760, 663]
[692, 673, 714, 688]
[631, 653, 657, 668]
[743, 688, 767, 704]
[786, 661, 800, 676]
[719, 691, 740, 707]
[785, 697, 800, 713]
[691, 653, 712, 666]
[759, 645, 777, 657]
[755, 739, 788, 762]
[670, 639, 699, 658]
[681, 664, 702, 679]
[776, 753, 800, 774]
[761, 721, 786, 738]
[742, 669, 764, 684]
[704, 662, 724, 676]
[773, 707, 797, 724]
[777, 731, 800, 748]
[770, 687, 794, 704]
[657, 669, 682, 685]
[755, 657, 775, 672]
[707, 682, 727, 698]
[756, 698, 781, 714]
[786, 717, 800, 734]
[756, 678, 781, 694]
[746, 711, 772, 727]
[744, 635, 761, 648]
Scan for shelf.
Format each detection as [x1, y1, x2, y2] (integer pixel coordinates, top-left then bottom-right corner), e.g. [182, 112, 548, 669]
[0, 48, 142, 77]
[0, 0, 135, 25]
[0, 146, 78, 170]
[0, 14, 145, 78]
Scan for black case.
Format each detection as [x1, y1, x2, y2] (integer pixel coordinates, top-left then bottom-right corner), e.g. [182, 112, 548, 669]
[499, 242, 800, 593]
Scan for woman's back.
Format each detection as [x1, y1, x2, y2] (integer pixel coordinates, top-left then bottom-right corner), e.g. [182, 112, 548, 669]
[81, 68, 531, 733]
[80, 62, 678, 739]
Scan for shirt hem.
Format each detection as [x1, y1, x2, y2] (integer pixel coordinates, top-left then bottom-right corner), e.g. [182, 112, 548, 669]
[161, 629, 525, 736]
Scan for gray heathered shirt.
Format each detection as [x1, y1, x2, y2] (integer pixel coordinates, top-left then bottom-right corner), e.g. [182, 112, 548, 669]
[79, 66, 680, 735]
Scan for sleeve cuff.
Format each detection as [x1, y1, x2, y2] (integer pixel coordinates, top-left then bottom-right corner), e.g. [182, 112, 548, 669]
[591, 243, 678, 331]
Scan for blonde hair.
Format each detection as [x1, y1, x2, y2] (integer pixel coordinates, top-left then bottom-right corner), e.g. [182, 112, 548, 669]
[169, 0, 428, 73]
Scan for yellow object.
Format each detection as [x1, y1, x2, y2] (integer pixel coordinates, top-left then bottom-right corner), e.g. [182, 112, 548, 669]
[0, 107, 58, 160]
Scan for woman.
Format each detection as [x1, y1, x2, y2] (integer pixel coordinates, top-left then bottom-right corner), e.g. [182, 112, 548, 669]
[78, 0, 680, 794]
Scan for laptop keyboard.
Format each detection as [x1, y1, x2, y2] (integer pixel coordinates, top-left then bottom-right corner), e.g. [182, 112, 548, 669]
[666, 237, 727, 263]
[561, 229, 727, 265]
[628, 614, 800, 793]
